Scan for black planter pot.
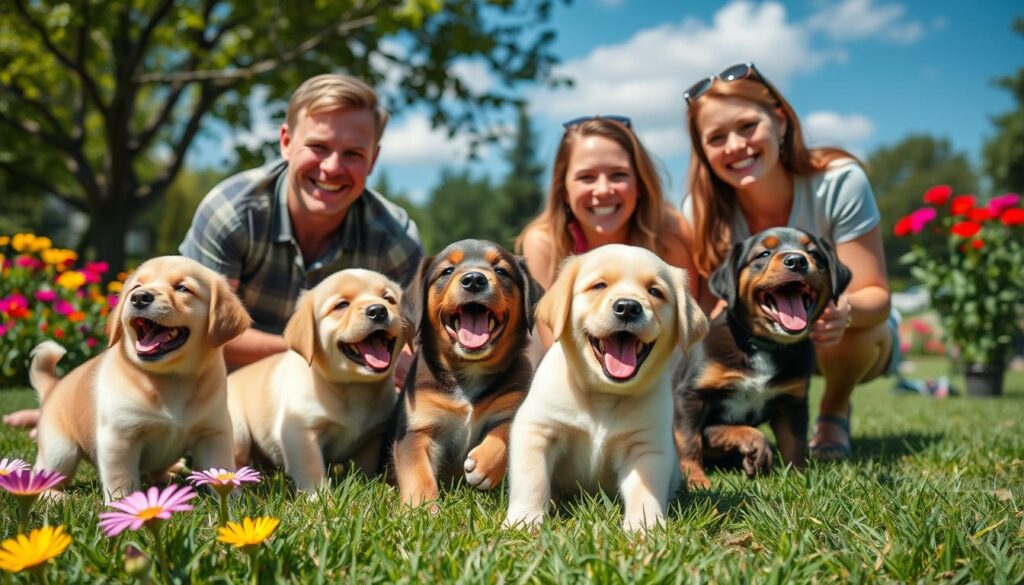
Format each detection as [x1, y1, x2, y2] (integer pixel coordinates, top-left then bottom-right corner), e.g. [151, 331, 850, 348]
[964, 363, 1006, 397]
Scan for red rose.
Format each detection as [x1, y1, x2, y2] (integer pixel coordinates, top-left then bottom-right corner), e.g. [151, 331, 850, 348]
[967, 208, 991, 222]
[922, 185, 952, 206]
[970, 239, 984, 250]
[950, 195, 976, 216]
[950, 221, 981, 238]
[893, 216, 913, 237]
[1001, 208, 1024, 226]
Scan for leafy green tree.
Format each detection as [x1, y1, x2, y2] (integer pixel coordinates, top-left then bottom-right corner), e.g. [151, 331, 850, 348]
[372, 170, 439, 254]
[493, 104, 545, 249]
[425, 169, 504, 250]
[142, 167, 226, 256]
[865, 134, 978, 283]
[984, 17, 1024, 193]
[0, 0, 567, 270]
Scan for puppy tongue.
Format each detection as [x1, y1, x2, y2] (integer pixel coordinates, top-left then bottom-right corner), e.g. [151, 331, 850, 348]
[136, 326, 173, 354]
[603, 334, 638, 379]
[357, 336, 391, 370]
[457, 307, 491, 349]
[773, 292, 808, 331]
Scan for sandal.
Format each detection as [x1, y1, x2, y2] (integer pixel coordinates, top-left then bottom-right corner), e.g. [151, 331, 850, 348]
[809, 409, 852, 463]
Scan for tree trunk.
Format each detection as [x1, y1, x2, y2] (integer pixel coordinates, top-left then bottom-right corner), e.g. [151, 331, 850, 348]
[89, 206, 130, 272]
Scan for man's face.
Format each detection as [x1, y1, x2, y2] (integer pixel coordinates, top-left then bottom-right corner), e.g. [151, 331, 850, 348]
[280, 107, 379, 225]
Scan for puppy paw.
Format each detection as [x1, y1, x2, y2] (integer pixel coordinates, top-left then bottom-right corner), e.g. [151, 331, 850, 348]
[686, 474, 712, 490]
[502, 509, 542, 530]
[464, 443, 507, 491]
[623, 512, 664, 533]
[740, 434, 773, 477]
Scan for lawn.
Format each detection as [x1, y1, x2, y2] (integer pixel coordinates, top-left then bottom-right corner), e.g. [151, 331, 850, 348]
[1, 357, 1023, 583]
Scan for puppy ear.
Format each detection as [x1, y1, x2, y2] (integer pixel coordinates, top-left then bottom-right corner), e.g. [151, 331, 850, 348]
[207, 275, 252, 348]
[671, 267, 710, 354]
[535, 255, 580, 341]
[388, 279, 411, 350]
[283, 291, 316, 365]
[516, 256, 545, 333]
[708, 242, 745, 308]
[815, 235, 852, 301]
[400, 255, 433, 340]
[107, 271, 135, 348]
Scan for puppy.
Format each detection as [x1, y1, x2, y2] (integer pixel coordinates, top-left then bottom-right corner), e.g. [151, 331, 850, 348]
[30, 256, 250, 500]
[503, 245, 708, 532]
[227, 269, 405, 492]
[393, 239, 542, 508]
[673, 227, 851, 489]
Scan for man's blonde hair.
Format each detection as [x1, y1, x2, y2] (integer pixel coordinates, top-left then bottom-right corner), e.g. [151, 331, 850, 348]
[286, 74, 388, 144]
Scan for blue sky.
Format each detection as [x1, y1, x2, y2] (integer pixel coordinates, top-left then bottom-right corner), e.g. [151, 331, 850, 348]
[203, 0, 1023, 203]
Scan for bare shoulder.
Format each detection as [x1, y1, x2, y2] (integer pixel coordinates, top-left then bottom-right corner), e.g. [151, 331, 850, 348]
[658, 207, 694, 268]
[520, 225, 556, 289]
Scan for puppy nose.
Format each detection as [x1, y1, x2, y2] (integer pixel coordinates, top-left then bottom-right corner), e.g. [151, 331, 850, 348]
[782, 253, 809, 274]
[130, 290, 155, 309]
[366, 304, 388, 323]
[460, 272, 488, 293]
[612, 298, 643, 322]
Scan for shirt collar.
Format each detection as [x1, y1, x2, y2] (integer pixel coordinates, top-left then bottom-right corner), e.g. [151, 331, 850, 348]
[271, 168, 293, 244]
[273, 167, 370, 251]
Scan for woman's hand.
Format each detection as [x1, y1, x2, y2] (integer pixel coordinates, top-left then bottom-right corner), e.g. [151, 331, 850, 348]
[810, 298, 852, 348]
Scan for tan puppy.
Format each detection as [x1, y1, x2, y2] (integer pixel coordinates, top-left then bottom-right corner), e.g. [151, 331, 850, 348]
[227, 269, 405, 493]
[503, 245, 708, 531]
[30, 256, 250, 501]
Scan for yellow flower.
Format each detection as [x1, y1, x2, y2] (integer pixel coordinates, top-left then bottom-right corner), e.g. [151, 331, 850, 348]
[0, 235, 9, 247]
[11, 233, 34, 253]
[217, 517, 279, 549]
[107, 281, 123, 293]
[56, 271, 86, 291]
[29, 237, 52, 252]
[0, 526, 71, 573]
[42, 249, 77, 267]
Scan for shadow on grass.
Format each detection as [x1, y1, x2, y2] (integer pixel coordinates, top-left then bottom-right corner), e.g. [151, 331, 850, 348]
[853, 431, 944, 464]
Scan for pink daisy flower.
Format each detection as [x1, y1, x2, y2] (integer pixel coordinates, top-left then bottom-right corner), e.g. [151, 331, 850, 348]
[187, 466, 261, 495]
[98, 484, 196, 537]
[0, 458, 30, 476]
[0, 468, 66, 496]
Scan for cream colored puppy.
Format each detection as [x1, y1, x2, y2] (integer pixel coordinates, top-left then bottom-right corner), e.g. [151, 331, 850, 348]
[30, 256, 251, 501]
[503, 245, 708, 531]
[227, 269, 405, 493]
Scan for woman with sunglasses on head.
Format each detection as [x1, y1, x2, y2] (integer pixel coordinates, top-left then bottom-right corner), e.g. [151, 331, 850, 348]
[680, 63, 897, 462]
[516, 115, 694, 350]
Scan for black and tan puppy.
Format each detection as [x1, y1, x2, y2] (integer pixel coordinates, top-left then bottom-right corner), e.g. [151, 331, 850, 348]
[673, 227, 851, 489]
[394, 239, 542, 508]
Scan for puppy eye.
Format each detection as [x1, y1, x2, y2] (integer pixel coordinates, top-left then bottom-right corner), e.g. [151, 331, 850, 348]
[756, 250, 771, 260]
[174, 284, 190, 294]
[494, 266, 509, 277]
[335, 300, 350, 311]
[648, 287, 664, 299]
[383, 295, 397, 305]
[591, 282, 607, 291]
[441, 266, 455, 276]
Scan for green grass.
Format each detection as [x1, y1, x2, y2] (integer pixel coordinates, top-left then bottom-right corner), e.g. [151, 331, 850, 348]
[2, 357, 1023, 583]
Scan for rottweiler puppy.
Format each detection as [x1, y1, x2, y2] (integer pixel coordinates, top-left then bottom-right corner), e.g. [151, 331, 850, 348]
[673, 227, 851, 489]
[393, 239, 542, 508]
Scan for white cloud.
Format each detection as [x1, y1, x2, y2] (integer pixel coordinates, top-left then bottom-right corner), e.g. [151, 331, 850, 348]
[529, 1, 838, 157]
[807, 0, 924, 44]
[803, 111, 875, 151]
[379, 114, 475, 166]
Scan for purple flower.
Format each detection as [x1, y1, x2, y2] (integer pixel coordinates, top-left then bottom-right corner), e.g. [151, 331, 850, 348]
[908, 207, 938, 234]
[52, 299, 75, 316]
[0, 468, 66, 496]
[0, 458, 31, 477]
[34, 290, 58, 303]
[98, 484, 196, 537]
[988, 193, 1021, 216]
[187, 466, 261, 496]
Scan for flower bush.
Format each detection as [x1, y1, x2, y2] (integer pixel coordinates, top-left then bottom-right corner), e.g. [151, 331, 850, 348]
[0, 234, 125, 386]
[894, 186, 1024, 366]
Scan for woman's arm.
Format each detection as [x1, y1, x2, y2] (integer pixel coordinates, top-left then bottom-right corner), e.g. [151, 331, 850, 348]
[521, 227, 557, 351]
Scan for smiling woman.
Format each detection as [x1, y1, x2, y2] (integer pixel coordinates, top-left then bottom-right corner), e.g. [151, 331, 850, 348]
[515, 116, 695, 350]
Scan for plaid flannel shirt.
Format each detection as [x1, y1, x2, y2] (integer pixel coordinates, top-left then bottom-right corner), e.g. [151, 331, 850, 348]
[179, 159, 423, 334]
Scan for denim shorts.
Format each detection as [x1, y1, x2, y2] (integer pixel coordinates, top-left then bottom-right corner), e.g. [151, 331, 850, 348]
[886, 309, 902, 376]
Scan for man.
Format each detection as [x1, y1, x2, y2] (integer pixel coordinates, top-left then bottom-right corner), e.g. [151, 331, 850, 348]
[3, 74, 422, 433]
[179, 73, 422, 366]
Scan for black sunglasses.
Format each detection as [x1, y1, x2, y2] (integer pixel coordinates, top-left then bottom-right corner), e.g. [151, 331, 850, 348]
[683, 62, 763, 104]
[561, 115, 633, 130]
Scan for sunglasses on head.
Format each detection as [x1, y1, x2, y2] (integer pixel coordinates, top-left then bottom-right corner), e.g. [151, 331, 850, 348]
[561, 115, 633, 130]
[683, 62, 764, 104]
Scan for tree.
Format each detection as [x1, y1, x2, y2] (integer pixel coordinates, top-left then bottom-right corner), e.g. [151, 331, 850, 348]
[493, 103, 545, 249]
[984, 17, 1024, 193]
[0, 0, 567, 270]
[425, 169, 504, 250]
[865, 135, 978, 283]
[372, 170, 439, 254]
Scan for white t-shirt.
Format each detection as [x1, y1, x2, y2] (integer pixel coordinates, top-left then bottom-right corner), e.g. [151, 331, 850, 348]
[681, 160, 880, 244]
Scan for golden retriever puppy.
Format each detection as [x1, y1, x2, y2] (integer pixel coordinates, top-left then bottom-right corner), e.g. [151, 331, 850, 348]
[503, 245, 708, 531]
[30, 256, 251, 501]
[227, 269, 405, 493]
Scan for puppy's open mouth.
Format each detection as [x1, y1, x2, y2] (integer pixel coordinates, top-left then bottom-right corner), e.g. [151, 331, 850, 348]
[758, 282, 817, 334]
[339, 330, 397, 373]
[444, 303, 505, 351]
[589, 331, 653, 382]
[131, 318, 189, 360]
